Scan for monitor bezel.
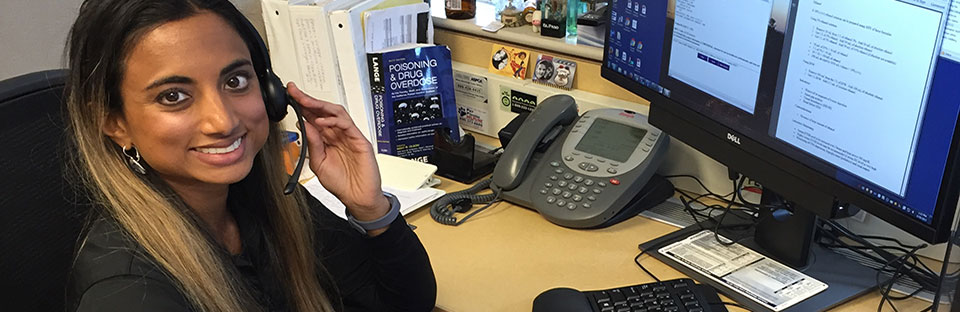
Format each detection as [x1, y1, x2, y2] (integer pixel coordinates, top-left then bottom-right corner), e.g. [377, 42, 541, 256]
[600, 34, 960, 243]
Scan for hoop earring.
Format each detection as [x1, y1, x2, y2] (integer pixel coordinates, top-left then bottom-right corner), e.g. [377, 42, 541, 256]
[122, 145, 146, 175]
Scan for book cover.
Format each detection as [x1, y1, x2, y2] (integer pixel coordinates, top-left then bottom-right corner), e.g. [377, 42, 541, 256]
[368, 44, 459, 162]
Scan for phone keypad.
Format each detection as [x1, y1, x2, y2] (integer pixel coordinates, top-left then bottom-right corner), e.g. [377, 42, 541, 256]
[538, 159, 613, 211]
[577, 161, 602, 172]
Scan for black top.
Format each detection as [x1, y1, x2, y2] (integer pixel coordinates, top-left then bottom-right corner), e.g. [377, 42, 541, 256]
[68, 186, 437, 311]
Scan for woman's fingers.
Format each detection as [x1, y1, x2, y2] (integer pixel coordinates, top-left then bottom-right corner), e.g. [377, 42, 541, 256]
[287, 82, 349, 119]
[287, 82, 369, 149]
[301, 103, 367, 140]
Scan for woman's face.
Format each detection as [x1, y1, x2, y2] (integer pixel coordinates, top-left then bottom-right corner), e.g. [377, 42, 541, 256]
[535, 62, 550, 78]
[105, 12, 269, 188]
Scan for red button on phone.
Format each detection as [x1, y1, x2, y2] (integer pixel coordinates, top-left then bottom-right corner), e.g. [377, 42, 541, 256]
[609, 178, 620, 185]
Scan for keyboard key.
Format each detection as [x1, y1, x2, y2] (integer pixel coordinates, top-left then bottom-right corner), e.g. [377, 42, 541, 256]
[610, 289, 626, 304]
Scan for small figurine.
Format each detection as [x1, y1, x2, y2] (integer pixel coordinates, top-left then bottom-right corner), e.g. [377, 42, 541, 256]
[531, 10, 542, 33]
[554, 64, 571, 86]
[521, 7, 536, 26]
[500, 1, 523, 27]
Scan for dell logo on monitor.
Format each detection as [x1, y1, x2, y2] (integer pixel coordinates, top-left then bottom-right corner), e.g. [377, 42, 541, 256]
[727, 133, 741, 145]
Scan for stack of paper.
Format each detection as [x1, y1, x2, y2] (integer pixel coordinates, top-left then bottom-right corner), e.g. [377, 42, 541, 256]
[303, 177, 445, 219]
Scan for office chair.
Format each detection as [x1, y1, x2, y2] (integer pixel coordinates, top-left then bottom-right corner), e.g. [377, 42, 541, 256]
[0, 69, 91, 312]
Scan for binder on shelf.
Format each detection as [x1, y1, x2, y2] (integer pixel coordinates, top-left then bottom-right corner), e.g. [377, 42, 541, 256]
[328, 0, 389, 144]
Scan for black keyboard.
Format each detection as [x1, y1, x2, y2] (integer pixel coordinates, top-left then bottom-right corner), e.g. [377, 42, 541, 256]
[583, 278, 726, 312]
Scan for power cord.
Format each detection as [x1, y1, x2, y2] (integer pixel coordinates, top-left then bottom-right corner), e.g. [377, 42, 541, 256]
[815, 219, 945, 311]
[634, 249, 661, 282]
[877, 243, 924, 312]
[663, 174, 735, 201]
[819, 220, 940, 290]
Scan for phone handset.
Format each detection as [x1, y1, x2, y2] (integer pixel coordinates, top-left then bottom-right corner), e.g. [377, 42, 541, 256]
[491, 95, 579, 192]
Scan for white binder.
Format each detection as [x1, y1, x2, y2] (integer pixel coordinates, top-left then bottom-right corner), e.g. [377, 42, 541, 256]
[327, 0, 384, 144]
[261, 0, 357, 106]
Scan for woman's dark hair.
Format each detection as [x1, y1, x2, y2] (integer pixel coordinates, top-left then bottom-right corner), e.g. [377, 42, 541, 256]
[66, 0, 263, 115]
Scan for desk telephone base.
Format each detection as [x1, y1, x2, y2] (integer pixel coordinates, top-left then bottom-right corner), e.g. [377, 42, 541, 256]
[431, 95, 673, 228]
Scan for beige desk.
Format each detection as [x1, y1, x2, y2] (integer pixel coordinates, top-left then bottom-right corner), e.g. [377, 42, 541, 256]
[404, 177, 932, 312]
[422, 9, 933, 311]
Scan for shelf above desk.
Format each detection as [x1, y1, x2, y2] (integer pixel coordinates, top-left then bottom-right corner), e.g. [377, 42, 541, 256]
[429, 0, 604, 62]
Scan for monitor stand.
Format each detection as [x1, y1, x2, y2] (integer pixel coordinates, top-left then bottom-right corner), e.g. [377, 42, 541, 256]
[640, 191, 876, 312]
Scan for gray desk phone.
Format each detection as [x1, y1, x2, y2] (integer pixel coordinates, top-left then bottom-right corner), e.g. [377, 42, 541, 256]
[431, 95, 675, 228]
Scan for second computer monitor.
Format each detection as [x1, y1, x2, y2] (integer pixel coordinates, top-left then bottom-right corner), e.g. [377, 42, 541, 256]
[602, 0, 960, 244]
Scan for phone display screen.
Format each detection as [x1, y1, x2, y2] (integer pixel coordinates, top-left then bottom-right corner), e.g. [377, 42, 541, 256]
[575, 118, 646, 162]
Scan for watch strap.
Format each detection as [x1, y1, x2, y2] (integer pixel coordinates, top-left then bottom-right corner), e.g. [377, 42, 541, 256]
[346, 192, 401, 234]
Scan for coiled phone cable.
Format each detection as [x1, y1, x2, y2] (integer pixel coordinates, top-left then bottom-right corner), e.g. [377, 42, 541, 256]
[430, 178, 502, 225]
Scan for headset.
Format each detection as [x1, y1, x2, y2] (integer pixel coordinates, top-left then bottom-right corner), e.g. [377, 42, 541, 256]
[226, 4, 308, 195]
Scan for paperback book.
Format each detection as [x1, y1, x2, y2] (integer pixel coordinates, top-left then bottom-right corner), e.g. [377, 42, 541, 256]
[368, 44, 459, 162]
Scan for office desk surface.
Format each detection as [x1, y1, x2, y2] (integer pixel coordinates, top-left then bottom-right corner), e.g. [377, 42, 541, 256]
[403, 177, 932, 312]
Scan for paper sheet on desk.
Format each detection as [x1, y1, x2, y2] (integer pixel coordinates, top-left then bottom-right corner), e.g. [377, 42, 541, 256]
[302, 177, 445, 220]
[658, 230, 827, 311]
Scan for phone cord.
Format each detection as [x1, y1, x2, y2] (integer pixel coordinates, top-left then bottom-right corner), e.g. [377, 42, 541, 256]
[430, 178, 500, 225]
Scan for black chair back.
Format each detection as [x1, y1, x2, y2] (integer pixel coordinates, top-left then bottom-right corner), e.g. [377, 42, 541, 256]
[0, 70, 91, 312]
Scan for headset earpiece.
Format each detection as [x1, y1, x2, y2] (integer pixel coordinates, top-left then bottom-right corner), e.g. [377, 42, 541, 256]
[262, 69, 288, 122]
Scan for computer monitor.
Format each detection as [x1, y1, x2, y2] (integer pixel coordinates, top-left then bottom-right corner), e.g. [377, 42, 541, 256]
[602, 0, 960, 310]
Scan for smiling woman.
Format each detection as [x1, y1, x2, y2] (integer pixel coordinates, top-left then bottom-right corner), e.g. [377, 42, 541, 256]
[64, 1, 436, 311]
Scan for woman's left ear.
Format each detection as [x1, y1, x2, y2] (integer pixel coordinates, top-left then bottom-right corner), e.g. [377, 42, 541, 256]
[102, 113, 131, 147]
